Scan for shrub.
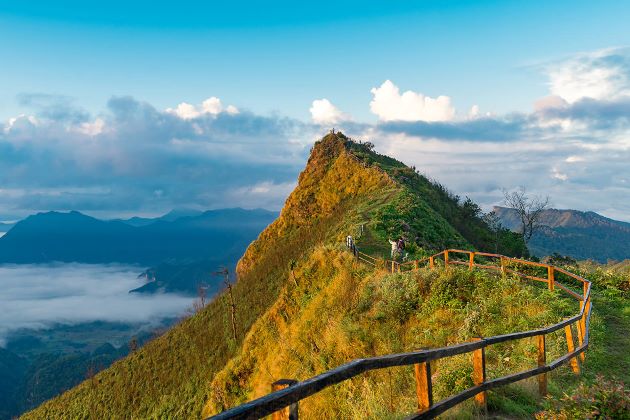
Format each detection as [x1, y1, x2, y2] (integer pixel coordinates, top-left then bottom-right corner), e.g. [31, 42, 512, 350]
[536, 376, 630, 419]
[374, 273, 422, 323]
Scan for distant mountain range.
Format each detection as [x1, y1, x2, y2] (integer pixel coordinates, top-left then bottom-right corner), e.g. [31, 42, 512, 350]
[0, 208, 276, 265]
[494, 206, 630, 262]
[0, 208, 277, 294]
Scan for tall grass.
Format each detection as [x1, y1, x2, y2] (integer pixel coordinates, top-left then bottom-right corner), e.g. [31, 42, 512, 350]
[205, 246, 575, 418]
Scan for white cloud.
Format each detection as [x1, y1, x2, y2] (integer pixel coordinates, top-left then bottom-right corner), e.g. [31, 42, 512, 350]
[551, 167, 569, 181]
[309, 98, 349, 125]
[468, 105, 480, 119]
[0, 96, 312, 218]
[545, 47, 630, 103]
[225, 181, 296, 210]
[565, 155, 585, 163]
[369, 80, 455, 122]
[534, 95, 568, 111]
[4, 114, 38, 133]
[75, 117, 105, 136]
[166, 96, 240, 120]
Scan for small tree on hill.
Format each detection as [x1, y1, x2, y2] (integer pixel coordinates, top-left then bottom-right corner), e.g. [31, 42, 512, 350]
[503, 187, 550, 244]
[214, 267, 238, 342]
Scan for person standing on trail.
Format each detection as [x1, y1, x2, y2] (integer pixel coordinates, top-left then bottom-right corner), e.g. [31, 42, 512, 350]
[397, 237, 405, 254]
[388, 239, 398, 258]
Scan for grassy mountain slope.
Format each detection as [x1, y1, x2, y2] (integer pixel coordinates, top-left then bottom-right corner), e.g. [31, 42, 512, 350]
[24, 133, 526, 419]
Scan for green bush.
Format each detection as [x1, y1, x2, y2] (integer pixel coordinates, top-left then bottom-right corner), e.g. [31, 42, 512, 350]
[536, 376, 630, 419]
[374, 274, 422, 323]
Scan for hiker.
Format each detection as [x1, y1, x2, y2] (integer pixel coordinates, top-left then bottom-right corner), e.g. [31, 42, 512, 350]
[388, 239, 398, 258]
[346, 235, 354, 249]
[397, 237, 405, 254]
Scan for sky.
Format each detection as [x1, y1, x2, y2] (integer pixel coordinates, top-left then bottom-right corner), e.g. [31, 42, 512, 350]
[1, 1, 630, 221]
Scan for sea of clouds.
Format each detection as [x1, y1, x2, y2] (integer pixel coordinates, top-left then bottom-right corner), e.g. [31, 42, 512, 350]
[0, 263, 193, 346]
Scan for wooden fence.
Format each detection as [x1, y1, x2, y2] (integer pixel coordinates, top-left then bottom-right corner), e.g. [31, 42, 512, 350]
[209, 249, 592, 419]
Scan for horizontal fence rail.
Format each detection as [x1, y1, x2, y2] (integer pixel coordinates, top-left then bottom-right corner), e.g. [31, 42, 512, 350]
[209, 248, 592, 420]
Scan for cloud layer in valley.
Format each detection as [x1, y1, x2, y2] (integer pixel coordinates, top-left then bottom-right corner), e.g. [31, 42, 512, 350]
[0, 263, 193, 346]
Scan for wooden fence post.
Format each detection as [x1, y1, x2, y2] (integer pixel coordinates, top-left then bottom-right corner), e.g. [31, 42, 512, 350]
[564, 324, 580, 374]
[472, 338, 487, 410]
[579, 297, 591, 362]
[547, 266, 555, 291]
[444, 251, 449, 268]
[391, 261, 395, 273]
[576, 317, 585, 362]
[414, 260, 419, 271]
[271, 379, 299, 420]
[469, 252, 475, 271]
[537, 335, 547, 396]
[429, 256, 434, 269]
[583, 282, 588, 300]
[414, 361, 433, 411]
[500, 257, 506, 276]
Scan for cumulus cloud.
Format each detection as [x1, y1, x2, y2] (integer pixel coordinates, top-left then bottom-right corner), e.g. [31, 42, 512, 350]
[309, 98, 349, 125]
[166, 96, 240, 120]
[369, 80, 455, 122]
[545, 47, 630, 103]
[0, 263, 192, 345]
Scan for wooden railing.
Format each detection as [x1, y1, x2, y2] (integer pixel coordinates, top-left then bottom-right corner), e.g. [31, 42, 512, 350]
[209, 249, 592, 420]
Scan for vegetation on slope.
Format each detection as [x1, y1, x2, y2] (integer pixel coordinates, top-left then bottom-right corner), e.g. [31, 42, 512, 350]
[534, 260, 630, 419]
[23, 132, 530, 418]
[204, 246, 576, 418]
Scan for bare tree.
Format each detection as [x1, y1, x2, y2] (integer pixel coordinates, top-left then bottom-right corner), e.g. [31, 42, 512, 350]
[128, 337, 138, 353]
[503, 187, 550, 243]
[192, 284, 208, 313]
[288, 259, 298, 287]
[214, 267, 238, 342]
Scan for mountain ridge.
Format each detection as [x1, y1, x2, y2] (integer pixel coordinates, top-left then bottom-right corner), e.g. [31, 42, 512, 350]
[494, 206, 630, 262]
[0, 208, 276, 266]
[23, 132, 526, 419]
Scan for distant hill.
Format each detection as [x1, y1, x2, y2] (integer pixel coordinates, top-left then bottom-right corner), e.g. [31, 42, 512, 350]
[0, 208, 276, 266]
[114, 208, 204, 227]
[494, 206, 630, 262]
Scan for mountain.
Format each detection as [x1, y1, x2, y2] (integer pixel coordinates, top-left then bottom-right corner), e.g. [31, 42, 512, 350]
[0, 208, 277, 266]
[158, 208, 204, 222]
[494, 206, 630, 262]
[0, 222, 13, 233]
[115, 208, 204, 227]
[24, 132, 527, 419]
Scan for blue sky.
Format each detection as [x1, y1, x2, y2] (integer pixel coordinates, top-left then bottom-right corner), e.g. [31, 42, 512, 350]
[1, 1, 630, 221]
[2, 0, 628, 121]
